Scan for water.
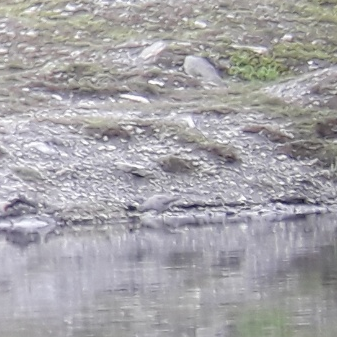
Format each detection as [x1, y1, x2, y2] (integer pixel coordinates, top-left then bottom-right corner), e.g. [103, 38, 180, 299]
[0, 214, 337, 337]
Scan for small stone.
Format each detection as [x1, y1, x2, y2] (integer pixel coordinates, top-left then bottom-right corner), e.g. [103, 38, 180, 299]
[280, 33, 294, 42]
[231, 44, 268, 55]
[119, 94, 150, 104]
[148, 79, 165, 87]
[25, 141, 58, 155]
[138, 40, 167, 64]
[52, 94, 63, 101]
[194, 19, 208, 29]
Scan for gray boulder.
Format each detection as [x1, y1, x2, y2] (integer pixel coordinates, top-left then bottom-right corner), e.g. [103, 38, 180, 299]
[183, 55, 226, 87]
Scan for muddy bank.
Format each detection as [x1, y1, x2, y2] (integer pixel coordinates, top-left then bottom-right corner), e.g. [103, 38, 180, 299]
[0, 0, 337, 244]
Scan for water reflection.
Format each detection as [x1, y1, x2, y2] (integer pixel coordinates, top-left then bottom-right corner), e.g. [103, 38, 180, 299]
[0, 214, 337, 337]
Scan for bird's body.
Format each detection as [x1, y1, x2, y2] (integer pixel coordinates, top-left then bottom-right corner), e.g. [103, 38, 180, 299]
[138, 194, 180, 213]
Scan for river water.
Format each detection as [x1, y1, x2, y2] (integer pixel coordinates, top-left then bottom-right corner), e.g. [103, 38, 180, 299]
[0, 214, 337, 337]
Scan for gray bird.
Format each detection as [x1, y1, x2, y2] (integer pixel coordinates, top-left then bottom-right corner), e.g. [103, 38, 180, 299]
[138, 194, 180, 213]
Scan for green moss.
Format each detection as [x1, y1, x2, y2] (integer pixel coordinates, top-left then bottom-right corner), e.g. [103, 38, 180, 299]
[228, 50, 287, 81]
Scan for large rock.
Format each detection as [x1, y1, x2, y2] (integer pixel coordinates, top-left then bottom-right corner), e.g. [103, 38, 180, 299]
[183, 55, 227, 87]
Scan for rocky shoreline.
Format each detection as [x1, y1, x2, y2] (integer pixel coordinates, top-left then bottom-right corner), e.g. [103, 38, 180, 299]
[1, 0, 337, 246]
[1, 62, 337, 246]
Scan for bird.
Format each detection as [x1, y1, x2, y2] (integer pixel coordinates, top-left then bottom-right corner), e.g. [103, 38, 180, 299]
[158, 154, 194, 173]
[138, 194, 180, 213]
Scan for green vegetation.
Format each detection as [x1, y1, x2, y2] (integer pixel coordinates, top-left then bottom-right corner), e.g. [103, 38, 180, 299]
[229, 50, 287, 81]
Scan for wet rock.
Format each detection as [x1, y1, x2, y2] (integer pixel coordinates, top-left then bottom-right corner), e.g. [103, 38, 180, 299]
[138, 194, 180, 213]
[183, 55, 226, 87]
[4, 216, 56, 247]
